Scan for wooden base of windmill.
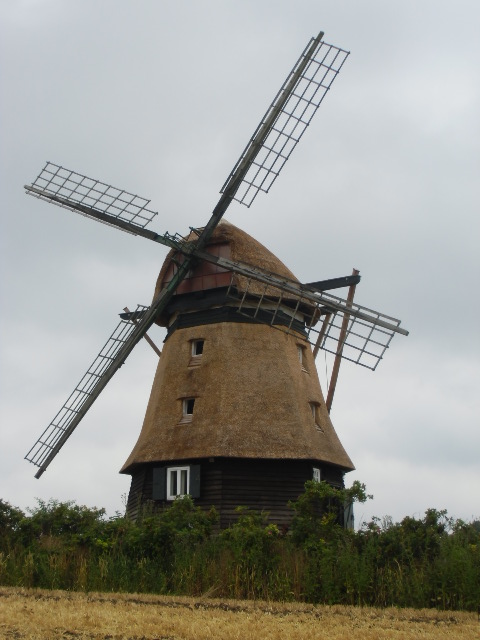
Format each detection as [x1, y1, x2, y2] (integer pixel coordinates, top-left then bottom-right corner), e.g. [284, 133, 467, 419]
[125, 457, 347, 528]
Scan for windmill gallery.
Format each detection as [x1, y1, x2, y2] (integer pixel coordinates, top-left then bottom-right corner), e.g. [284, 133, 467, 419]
[23, 32, 408, 528]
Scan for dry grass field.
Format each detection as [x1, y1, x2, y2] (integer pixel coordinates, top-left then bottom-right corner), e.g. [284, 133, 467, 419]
[0, 587, 478, 640]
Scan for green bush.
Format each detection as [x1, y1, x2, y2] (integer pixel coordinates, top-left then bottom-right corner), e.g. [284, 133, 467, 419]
[0, 499, 24, 553]
[288, 480, 371, 545]
[18, 499, 107, 551]
[1, 488, 478, 610]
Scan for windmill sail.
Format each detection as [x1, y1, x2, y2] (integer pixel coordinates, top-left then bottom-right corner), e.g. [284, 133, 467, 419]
[25, 240, 199, 478]
[221, 34, 349, 207]
[25, 305, 148, 477]
[25, 163, 158, 230]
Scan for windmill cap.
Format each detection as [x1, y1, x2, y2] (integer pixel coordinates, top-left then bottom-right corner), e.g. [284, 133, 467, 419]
[153, 220, 302, 326]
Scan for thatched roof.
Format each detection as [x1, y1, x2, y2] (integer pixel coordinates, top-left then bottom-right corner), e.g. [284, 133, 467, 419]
[121, 221, 354, 473]
[153, 221, 300, 326]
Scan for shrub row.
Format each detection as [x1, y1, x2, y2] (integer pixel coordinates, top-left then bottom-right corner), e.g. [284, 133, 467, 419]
[0, 482, 478, 610]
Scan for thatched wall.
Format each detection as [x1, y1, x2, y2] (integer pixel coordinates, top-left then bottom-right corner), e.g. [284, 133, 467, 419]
[121, 219, 354, 475]
[121, 319, 354, 472]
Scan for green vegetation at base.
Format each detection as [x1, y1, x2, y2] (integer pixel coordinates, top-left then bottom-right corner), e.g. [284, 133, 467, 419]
[0, 483, 478, 611]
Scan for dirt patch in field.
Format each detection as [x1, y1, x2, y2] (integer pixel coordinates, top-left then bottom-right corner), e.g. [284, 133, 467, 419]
[0, 587, 477, 639]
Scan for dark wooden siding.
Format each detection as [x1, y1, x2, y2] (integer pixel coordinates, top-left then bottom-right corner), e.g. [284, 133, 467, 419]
[125, 467, 148, 520]
[215, 459, 309, 528]
[125, 458, 346, 528]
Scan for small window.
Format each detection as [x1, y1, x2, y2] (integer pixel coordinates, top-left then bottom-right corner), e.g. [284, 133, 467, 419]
[309, 402, 323, 432]
[167, 466, 189, 500]
[192, 339, 204, 356]
[153, 465, 201, 500]
[313, 467, 321, 483]
[297, 344, 308, 372]
[189, 339, 204, 367]
[183, 398, 195, 416]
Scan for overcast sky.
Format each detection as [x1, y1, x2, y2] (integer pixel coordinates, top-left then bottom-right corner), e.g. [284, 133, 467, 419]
[1, 0, 479, 527]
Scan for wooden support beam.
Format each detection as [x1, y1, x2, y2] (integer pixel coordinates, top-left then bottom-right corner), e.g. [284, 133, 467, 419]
[325, 268, 360, 414]
[123, 307, 162, 358]
[312, 312, 332, 360]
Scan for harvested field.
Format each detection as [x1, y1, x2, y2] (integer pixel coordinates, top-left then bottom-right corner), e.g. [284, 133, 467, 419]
[0, 587, 477, 639]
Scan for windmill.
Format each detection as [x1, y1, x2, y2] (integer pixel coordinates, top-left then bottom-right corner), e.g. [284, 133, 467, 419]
[24, 32, 408, 526]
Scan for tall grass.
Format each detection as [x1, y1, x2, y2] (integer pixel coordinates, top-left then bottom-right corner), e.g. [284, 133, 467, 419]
[0, 490, 478, 610]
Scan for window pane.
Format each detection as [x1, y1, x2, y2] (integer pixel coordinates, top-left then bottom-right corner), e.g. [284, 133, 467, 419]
[183, 398, 195, 415]
[180, 469, 188, 495]
[170, 470, 177, 496]
[193, 340, 204, 356]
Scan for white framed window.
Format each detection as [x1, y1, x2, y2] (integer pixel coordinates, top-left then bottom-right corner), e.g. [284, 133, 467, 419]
[153, 464, 201, 501]
[183, 397, 195, 416]
[313, 467, 321, 483]
[179, 397, 196, 424]
[166, 466, 190, 500]
[189, 339, 204, 367]
[192, 339, 204, 356]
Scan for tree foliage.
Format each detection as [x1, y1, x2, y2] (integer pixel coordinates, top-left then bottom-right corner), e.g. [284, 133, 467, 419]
[288, 480, 371, 544]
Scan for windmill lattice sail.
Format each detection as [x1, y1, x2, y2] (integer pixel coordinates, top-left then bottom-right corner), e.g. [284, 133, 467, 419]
[25, 305, 149, 478]
[221, 35, 349, 207]
[26, 162, 158, 231]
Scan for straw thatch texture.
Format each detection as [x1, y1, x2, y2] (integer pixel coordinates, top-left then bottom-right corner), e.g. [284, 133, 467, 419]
[121, 219, 354, 474]
[121, 320, 354, 472]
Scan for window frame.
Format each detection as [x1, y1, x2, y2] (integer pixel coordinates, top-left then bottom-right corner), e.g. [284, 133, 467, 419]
[183, 397, 195, 416]
[166, 466, 190, 501]
[152, 465, 201, 501]
[309, 401, 324, 432]
[178, 396, 196, 425]
[189, 339, 205, 368]
[191, 339, 204, 356]
[297, 343, 308, 372]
